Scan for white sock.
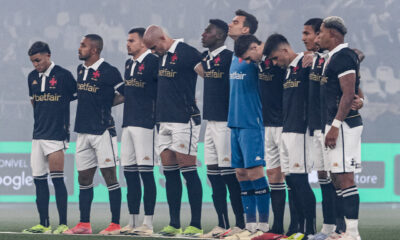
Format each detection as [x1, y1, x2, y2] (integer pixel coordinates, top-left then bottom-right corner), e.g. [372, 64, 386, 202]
[345, 218, 359, 237]
[129, 214, 139, 228]
[245, 223, 257, 233]
[257, 222, 269, 232]
[321, 224, 336, 235]
[143, 215, 153, 229]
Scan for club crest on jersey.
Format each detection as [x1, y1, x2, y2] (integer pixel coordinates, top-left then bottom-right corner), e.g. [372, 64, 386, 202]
[138, 63, 145, 74]
[292, 66, 299, 74]
[264, 58, 271, 68]
[318, 58, 325, 66]
[170, 53, 178, 64]
[213, 55, 221, 66]
[92, 70, 100, 80]
[32, 80, 38, 85]
[49, 76, 57, 89]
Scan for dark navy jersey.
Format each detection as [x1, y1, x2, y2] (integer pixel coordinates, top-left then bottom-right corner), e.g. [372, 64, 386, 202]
[157, 40, 201, 123]
[321, 44, 362, 127]
[228, 56, 263, 129]
[28, 63, 77, 141]
[201, 46, 232, 121]
[282, 53, 310, 134]
[258, 57, 285, 127]
[117, 51, 158, 129]
[74, 59, 124, 135]
[308, 52, 326, 131]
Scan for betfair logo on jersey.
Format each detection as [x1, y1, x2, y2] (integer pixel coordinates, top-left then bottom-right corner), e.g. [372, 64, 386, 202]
[309, 73, 322, 82]
[283, 80, 300, 89]
[204, 70, 224, 79]
[125, 78, 146, 88]
[259, 73, 274, 81]
[320, 76, 328, 85]
[32, 93, 61, 102]
[230, 72, 246, 80]
[78, 83, 99, 93]
[159, 69, 177, 78]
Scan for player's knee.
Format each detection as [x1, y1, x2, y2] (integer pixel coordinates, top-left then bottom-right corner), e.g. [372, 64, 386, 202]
[78, 170, 95, 186]
[317, 170, 328, 179]
[266, 167, 283, 183]
[235, 168, 248, 180]
[100, 167, 118, 186]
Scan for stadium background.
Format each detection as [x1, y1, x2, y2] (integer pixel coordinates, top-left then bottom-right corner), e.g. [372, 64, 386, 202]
[1, 0, 400, 204]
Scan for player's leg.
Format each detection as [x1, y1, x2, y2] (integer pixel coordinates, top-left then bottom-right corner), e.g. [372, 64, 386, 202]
[157, 123, 182, 236]
[120, 127, 140, 233]
[47, 141, 69, 234]
[203, 122, 229, 237]
[96, 129, 122, 234]
[240, 128, 270, 234]
[173, 120, 203, 237]
[266, 127, 286, 234]
[23, 140, 51, 233]
[131, 127, 157, 236]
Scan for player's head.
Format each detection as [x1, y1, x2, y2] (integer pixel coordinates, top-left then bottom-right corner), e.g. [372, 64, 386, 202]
[234, 35, 263, 62]
[28, 41, 52, 73]
[79, 34, 103, 60]
[302, 18, 322, 52]
[201, 19, 228, 49]
[127, 27, 146, 57]
[143, 25, 170, 56]
[228, 9, 258, 40]
[319, 16, 347, 50]
[264, 33, 292, 68]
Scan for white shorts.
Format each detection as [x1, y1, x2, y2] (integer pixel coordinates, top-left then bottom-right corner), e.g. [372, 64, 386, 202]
[264, 126, 283, 170]
[121, 126, 159, 166]
[31, 139, 68, 176]
[158, 120, 200, 156]
[280, 130, 313, 174]
[75, 130, 119, 171]
[325, 123, 363, 173]
[309, 129, 329, 171]
[204, 121, 231, 167]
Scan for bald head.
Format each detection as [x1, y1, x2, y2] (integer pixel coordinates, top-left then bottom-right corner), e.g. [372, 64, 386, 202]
[143, 25, 173, 56]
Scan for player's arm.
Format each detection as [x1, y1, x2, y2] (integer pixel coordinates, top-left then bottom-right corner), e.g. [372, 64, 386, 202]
[65, 71, 78, 101]
[113, 92, 124, 106]
[325, 72, 356, 148]
[194, 62, 204, 78]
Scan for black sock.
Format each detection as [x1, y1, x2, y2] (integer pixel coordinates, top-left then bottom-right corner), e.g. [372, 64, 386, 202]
[108, 183, 121, 224]
[34, 174, 50, 227]
[79, 184, 94, 222]
[319, 178, 336, 225]
[291, 174, 316, 235]
[286, 175, 303, 235]
[50, 172, 68, 225]
[342, 185, 360, 219]
[334, 189, 346, 233]
[269, 183, 286, 234]
[207, 169, 229, 229]
[139, 167, 157, 215]
[181, 166, 203, 229]
[222, 170, 245, 229]
[163, 165, 182, 229]
[124, 165, 141, 214]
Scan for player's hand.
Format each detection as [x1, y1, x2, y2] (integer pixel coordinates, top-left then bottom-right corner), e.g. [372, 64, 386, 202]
[352, 48, 365, 62]
[325, 126, 339, 149]
[302, 53, 313, 68]
[351, 94, 363, 110]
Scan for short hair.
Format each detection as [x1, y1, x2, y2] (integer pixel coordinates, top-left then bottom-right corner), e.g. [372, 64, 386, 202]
[235, 9, 258, 34]
[304, 18, 323, 33]
[84, 34, 103, 53]
[234, 35, 261, 58]
[209, 19, 228, 40]
[28, 41, 51, 56]
[323, 16, 347, 36]
[128, 27, 146, 38]
[263, 33, 290, 57]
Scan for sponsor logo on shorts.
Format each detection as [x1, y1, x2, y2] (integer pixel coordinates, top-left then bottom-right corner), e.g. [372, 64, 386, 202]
[179, 144, 185, 148]
[255, 156, 262, 161]
[333, 162, 339, 167]
[223, 157, 230, 162]
[105, 159, 111, 163]
[294, 163, 300, 168]
[144, 156, 150, 161]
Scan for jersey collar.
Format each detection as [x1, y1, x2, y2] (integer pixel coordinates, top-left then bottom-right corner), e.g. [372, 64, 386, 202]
[328, 43, 348, 59]
[132, 49, 151, 63]
[83, 58, 104, 71]
[289, 52, 304, 68]
[39, 61, 55, 77]
[168, 39, 184, 53]
[208, 45, 227, 58]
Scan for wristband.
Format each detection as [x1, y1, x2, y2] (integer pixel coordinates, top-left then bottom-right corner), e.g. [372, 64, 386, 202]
[332, 119, 342, 128]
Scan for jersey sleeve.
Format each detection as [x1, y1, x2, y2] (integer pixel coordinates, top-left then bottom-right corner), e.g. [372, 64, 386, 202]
[64, 71, 77, 101]
[330, 53, 357, 78]
[185, 47, 202, 71]
[108, 67, 124, 91]
[28, 75, 33, 99]
[116, 82, 125, 96]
